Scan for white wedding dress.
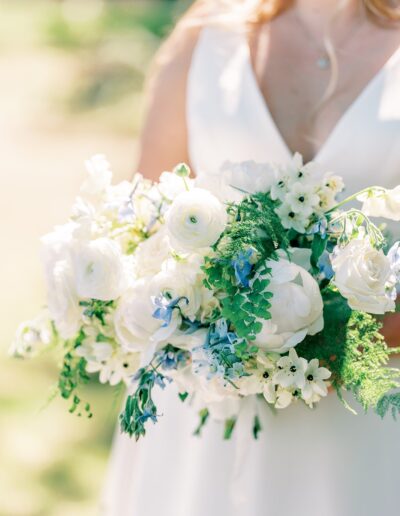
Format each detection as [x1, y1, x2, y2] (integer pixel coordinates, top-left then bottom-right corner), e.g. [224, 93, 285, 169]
[102, 27, 400, 516]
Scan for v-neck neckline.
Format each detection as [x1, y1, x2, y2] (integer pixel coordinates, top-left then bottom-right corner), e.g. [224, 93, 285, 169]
[242, 34, 400, 163]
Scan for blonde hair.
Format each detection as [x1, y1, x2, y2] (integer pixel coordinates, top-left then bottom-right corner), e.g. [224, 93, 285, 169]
[208, 0, 400, 23]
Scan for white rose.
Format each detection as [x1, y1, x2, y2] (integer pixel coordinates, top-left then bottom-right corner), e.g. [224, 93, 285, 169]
[253, 258, 324, 353]
[331, 239, 396, 314]
[71, 238, 127, 301]
[114, 278, 180, 363]
[165, 188, 227, 251]
[134, 227, 171, 278]
[41, 227, 81, 339]
[359, 186, 400, 221]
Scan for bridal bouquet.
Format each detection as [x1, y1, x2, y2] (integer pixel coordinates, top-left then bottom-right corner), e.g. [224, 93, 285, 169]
[12, 154, 400, 440]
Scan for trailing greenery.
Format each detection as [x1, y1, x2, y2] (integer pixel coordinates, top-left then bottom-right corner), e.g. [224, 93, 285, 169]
[194, 408, 210, 437]
[58, 330, 93, 418]
[120, 345, 190, 439]
[203, 193, 289, 341]
[296, 288, 400, 412]
[120, 366, 166, 440]
[376, 393, 400, 420]
[223, 417, 237, 440]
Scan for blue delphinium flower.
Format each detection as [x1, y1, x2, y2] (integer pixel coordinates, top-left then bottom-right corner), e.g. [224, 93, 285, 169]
[155, 346, 190, 371]
[231, 248, 254, 288]
[195, 319, 248, 382]
[309, 217, 328, 238]
[317, 251, 334, 280]
[152, 295, 188, 328]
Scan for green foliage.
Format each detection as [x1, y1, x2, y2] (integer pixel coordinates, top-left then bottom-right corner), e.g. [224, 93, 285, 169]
[203, 192, 289, 341]
[296, 288, 400, 412]
[310, 233, 327, 270]
[79, 299, 114, 325]
[253, 415, 262, 439]
[376, 393, 400, 420]
[194, 408, 210, 437]
[120, 366, 165, 440]
[58, 331, 93, 418]
[223, 417, 237, 440]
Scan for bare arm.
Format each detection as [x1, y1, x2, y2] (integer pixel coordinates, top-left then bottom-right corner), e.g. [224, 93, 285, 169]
[134, 5, 207, 181]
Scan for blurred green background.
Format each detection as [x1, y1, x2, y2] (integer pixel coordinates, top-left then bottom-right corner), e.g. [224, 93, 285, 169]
[0, 1, 190, 514]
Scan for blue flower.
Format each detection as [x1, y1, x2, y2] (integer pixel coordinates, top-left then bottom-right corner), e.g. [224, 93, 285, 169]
[208, 319, 237, 348]
[155, 346, 190, 371]
[309, 217, 328, 238]
[152, 295, 188, 328]
[317, 251, 334, 280]
[231, 249, 254, 288]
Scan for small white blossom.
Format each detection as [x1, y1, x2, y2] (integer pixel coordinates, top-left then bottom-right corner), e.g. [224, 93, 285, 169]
[301, 359, 331, 407]
[274, 202, 310, 233]
[273, 348, 308, 389]
[85, 348, 140, 386]
[284, 182, 320, 218]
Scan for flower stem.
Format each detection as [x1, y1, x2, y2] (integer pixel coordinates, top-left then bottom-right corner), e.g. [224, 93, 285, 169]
[325, 186, 386, 215]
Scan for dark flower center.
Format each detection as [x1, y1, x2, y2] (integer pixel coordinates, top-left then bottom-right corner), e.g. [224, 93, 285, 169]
[298, 196, 305, 203]
[263, 371, 270, 379]
[123, 363, 129, 368]
[289, 212, 295, 218]
[290, 366, 297, 373]
[307, 374, 314, 381]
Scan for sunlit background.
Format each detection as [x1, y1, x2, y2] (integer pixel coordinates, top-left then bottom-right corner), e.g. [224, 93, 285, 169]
[0, 1, 190, 514]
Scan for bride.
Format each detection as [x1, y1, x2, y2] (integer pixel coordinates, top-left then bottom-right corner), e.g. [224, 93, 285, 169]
[102, 1, 400, 515]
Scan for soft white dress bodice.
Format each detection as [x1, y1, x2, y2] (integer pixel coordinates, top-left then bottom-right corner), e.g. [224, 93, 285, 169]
[102, 26, 400, 516]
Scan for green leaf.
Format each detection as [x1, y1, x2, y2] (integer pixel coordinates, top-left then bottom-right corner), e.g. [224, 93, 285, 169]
[194, 408, 210, 437]
[311, 233, 327, 269]
[253, 415, 262, 439]
[223, 417, 237, 440]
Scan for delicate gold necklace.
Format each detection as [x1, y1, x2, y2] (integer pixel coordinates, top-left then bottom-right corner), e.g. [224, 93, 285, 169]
[293, 10, 367, 71]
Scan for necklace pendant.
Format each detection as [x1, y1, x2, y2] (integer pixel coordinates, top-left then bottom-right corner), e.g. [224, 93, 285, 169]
[316, 56, 330, 70]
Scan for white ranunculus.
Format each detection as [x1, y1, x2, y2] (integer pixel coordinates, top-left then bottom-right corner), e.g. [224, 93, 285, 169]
[165, 188, 227, 251]
[148, 257, 204, 320]
[41, 227, 82, 339]
[359, 186, 400, 221]
[253, 259, 324, 353]
[331, 239, 396, 314]
[71, 238, 127, 301]
[114, 278, 180, 363]
[134, 227, 171, 278]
